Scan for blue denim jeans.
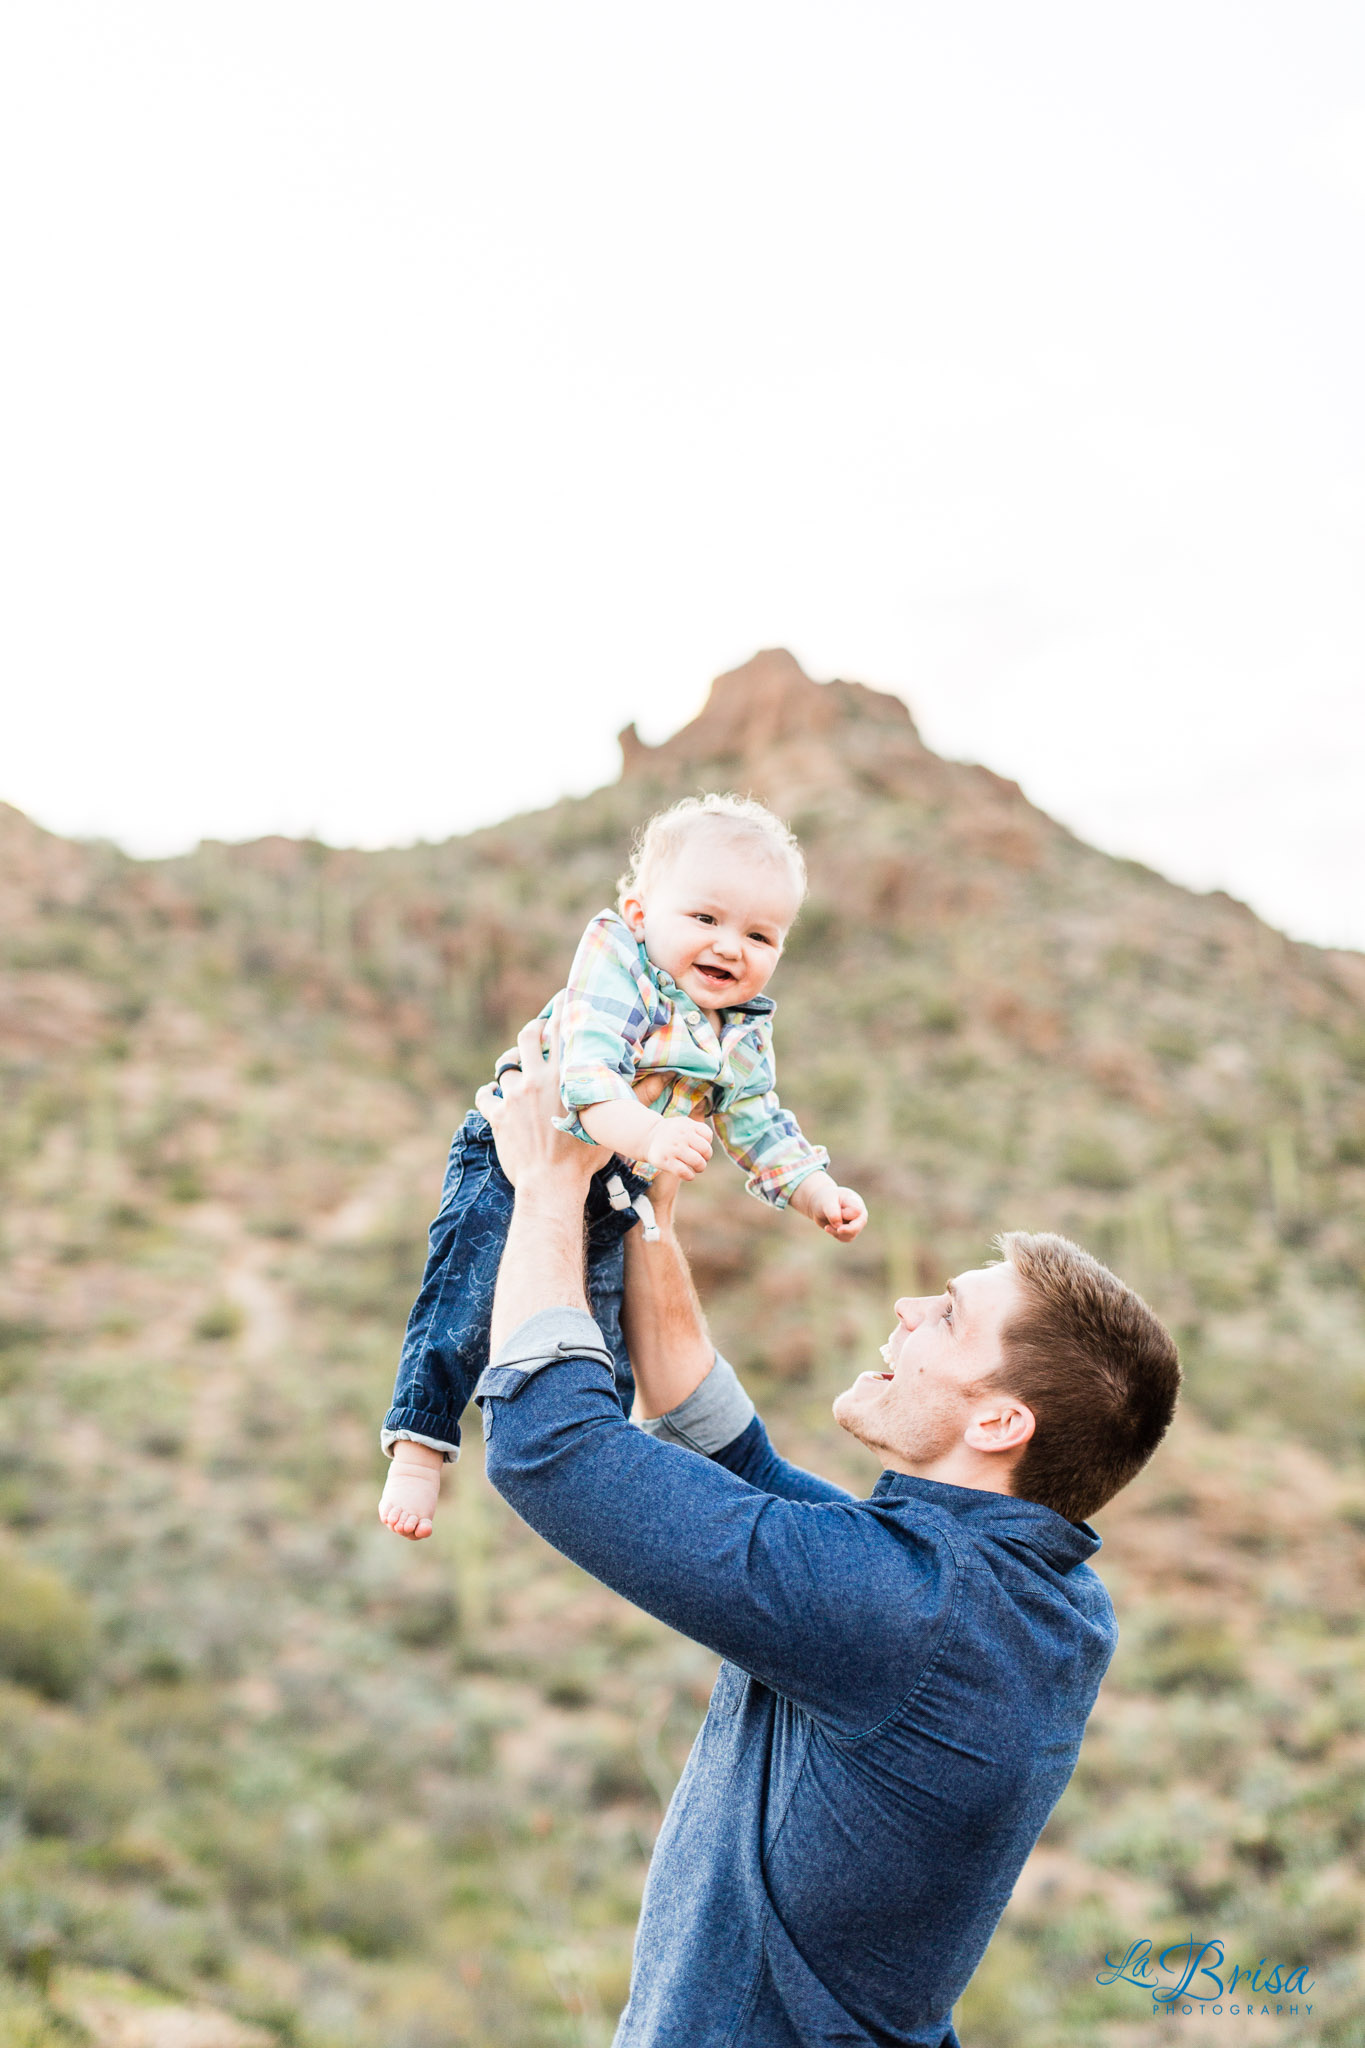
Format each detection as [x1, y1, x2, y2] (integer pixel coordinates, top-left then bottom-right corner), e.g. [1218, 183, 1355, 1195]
[383, 1111, 646, 1456]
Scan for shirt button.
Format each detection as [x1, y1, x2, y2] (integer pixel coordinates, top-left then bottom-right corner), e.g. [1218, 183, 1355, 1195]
[686, 1011, 702, 1026]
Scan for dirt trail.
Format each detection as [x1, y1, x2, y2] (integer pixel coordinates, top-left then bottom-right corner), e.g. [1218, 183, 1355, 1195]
[69, 1994, 273, 2047]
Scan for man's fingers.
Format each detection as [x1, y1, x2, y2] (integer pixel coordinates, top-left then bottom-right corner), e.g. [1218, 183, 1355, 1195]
[474, 1082, 503, 1120]
[517, 1014, 549, 1072]
[543, 995, 565, 1072]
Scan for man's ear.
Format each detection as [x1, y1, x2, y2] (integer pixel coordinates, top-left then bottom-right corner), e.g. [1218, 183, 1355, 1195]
[620, 892, 647, 940]
[963, 1398, 1035, 1458]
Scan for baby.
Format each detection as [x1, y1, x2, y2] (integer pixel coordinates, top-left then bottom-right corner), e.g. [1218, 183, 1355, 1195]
[378, 793, 867, 1539]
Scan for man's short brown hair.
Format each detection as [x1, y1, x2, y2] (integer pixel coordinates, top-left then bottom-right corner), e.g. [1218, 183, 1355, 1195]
[988, 1231, 1180, 1525]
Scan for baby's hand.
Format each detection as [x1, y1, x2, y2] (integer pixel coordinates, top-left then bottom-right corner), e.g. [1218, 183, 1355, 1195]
[792, 1171, 869, 1242]
[379, 1443, 444, 1541]
[823, 1186, 869, 1242]
[645, 1116, 714, 1180]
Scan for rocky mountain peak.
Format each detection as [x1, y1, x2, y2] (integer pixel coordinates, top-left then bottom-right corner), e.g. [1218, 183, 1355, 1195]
[616, 648, 925, 805]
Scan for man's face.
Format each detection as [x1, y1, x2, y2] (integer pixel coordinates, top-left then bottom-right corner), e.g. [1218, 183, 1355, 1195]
[833, 1260, 1027, 1475]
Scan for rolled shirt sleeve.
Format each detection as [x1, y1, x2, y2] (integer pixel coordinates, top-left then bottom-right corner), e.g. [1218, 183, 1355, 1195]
[635, 1352, 756, 1455]
[473, 1306, 615, 1422]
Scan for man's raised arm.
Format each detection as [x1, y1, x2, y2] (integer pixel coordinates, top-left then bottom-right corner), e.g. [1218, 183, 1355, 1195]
[482, 1018, 601, 1355]
[620, 1167, 728, 1416]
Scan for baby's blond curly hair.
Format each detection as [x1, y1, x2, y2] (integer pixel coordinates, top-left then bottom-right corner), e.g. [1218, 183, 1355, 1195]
[617, 793, 807, 911]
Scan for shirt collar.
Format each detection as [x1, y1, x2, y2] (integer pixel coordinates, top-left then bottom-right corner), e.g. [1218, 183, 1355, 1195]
[869, 1471, 1102, 1570]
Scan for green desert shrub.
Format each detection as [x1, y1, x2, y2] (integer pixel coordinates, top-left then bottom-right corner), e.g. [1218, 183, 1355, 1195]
[193, 1298, 243, 1342]
[384, 1583, 460, 1649]
[0, 1322, 44, 1399]
[305, 1842, 436, 1957]
[0, 1978, 76, 2048]
[0, 1685, 42, 1801]
[1136, 1617, 1245, 1697]
[21, 1723, 158, 1839]
[919, 993, 962, 1034]
[1059, 1132, 1133, 1192]
[1148, 1022, 1199, 1064]
[587, 1739, 656, 1809]
[0, 1552, 95, 1700]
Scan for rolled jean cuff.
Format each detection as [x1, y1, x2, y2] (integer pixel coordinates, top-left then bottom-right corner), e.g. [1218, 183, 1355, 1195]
[472, 1306, 615, 1409]
[381, 1428, 459, 1464]
[636, 1351, 755, 1457]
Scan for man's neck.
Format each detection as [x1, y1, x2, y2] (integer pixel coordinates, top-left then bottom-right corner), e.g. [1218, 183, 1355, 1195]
[878, 1445, 1020, 1496]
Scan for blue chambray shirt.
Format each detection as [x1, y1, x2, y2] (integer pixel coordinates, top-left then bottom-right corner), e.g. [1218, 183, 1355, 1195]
[475, 1311, 1118, 2048]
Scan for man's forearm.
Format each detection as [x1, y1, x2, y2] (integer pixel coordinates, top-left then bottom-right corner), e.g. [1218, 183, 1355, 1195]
[489, 1172, 591, 1358]
[620, 1205, 716, 1420]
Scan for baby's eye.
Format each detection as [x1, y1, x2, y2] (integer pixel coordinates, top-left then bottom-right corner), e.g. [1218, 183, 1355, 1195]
[748, 932, 774, 946]
[693, 912, 716, 925]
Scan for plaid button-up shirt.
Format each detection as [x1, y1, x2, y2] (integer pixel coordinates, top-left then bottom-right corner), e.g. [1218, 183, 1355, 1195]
[542, 910, 829, 1208]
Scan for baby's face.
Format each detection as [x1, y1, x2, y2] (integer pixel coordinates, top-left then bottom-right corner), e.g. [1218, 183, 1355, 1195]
[622, 836, 802, 1013]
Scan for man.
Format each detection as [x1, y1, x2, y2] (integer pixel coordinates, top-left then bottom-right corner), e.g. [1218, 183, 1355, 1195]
[471, 1022, 1180, 2047]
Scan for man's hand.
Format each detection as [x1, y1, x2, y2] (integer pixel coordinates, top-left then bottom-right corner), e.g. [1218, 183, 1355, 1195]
[644, 1114, 713, 1180]
[474, 1013, 607, 1192]
[789, 1170, 869, 1243]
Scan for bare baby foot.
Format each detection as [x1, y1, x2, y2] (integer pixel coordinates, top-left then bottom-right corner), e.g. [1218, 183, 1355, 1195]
[378, 1447, 443, 1541]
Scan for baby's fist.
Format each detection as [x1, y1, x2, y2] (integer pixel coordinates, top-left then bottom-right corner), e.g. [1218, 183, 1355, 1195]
[794, 1171, 868, 1241]
[824, 1186, 869, 1242]
[646, 1116, 713, 1180]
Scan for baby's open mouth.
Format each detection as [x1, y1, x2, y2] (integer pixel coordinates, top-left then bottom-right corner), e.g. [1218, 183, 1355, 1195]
[696, 964, 735, 984]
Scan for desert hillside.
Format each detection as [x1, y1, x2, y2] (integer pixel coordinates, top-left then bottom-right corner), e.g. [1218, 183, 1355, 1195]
[2, 650, 1363, 2046]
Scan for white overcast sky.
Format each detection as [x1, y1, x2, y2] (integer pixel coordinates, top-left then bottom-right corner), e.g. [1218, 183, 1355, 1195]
[2, 2, 1363, 948]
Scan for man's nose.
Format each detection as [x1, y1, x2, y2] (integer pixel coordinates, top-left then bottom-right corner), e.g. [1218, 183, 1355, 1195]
[894, 1296, 929, 1329]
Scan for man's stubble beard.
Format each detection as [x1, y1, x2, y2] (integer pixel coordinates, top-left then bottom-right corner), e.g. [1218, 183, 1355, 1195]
[835, 1382, 964, 1470]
